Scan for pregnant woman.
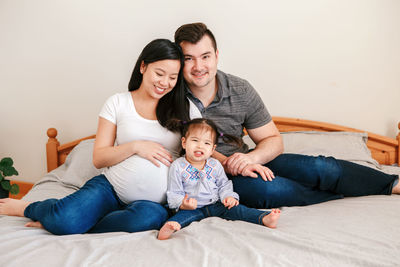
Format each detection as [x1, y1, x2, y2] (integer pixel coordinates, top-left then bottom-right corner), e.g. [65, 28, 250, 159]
[0, 39, 190, 235]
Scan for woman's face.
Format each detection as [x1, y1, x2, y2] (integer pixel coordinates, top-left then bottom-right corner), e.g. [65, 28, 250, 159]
[140, 59, 181, 100]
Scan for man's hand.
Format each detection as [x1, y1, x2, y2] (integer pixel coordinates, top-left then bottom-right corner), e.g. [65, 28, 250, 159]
[222, 196, 239, 209]
[179, 194, 197, 210]
[222, 152, 254, 175]
[242, 164, 275, 181]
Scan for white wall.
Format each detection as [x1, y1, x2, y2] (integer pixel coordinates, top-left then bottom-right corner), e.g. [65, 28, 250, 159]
[1, 0, 399, 183]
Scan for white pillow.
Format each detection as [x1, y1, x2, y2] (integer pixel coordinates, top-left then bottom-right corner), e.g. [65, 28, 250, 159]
[61, 139, 104, 188]
[24, 139, 103, 201]
[243, 131, 380, 169]
[281, 131, 380, 169]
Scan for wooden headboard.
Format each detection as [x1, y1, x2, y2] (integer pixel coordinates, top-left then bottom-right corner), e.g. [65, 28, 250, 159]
[46, 117, 400, 172]
[46, 128, 95, 172]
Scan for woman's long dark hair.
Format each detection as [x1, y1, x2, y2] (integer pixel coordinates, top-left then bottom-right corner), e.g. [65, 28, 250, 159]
[128, 39, 189, 129]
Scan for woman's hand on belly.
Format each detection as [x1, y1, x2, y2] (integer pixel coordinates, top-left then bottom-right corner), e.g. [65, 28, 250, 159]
[132, 140, 173, 167]
[107, 155, 170, 204]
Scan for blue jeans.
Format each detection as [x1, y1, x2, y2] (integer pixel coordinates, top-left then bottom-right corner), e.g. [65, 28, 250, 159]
[167, 202, 270, 228]
[231, 154, 399, 209]
[24, 175, 168, 235]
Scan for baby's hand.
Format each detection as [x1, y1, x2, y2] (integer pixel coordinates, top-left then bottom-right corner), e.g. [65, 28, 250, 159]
[223, 196, 239, 209]
[179, 194, 197, 210]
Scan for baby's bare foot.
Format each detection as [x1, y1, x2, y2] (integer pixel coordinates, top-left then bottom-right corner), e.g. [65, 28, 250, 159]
[262, 208, 281, 228]
[25, 221, 44, 229]
[0, 198, 30, 217]
[158, 221, 181, 240]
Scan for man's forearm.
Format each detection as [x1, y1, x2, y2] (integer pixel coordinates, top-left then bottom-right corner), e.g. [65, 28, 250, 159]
[247, 136, 283, 165]
[212, 150, 228, 163]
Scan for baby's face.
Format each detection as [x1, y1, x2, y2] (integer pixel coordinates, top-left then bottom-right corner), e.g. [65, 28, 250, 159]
[182, 128, 216, 167]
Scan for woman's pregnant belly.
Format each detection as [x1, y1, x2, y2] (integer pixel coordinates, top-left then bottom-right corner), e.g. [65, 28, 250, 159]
[104, 155, 169, 204]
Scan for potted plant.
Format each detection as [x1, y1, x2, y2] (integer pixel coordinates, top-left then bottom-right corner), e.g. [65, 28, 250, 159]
[0, 157, 20, 198]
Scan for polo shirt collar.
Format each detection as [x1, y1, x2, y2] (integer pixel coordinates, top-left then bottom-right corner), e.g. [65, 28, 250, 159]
[215, 70, 230, 99]
[185, 70, 230, 106]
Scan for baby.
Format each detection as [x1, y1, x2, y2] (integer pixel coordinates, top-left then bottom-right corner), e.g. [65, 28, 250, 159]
[158, 118, 280, 240]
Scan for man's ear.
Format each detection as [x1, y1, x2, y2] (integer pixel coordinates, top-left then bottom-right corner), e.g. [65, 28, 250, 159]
[213, 49, 219, 67]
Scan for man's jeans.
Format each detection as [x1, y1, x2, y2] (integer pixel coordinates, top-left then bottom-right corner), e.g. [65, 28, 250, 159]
[24, 175, 168, 235]
[231, 154, 398, 209]
[167, 201, 270, 228]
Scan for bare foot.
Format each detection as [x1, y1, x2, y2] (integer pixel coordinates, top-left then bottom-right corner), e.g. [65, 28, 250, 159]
[157, 221, 181, 240]
[25, 221, 44, 229]
[392, 180, 400, 194]
[0, 198, 31, 217]
[262, 208, 281, 228]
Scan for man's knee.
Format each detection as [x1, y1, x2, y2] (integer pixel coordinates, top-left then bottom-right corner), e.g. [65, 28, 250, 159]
[314, 156, 342, 189]
[232, 176, 278, 209]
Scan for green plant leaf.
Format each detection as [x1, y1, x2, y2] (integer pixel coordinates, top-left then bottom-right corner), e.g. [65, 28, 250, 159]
[1, 180, 11, 191]
[9, 184, 20, 195]
[0, 157, 13, 167]
[2, 166, 18, 177]
[0, 172, 3, 182]
[0, 157, 17, 175]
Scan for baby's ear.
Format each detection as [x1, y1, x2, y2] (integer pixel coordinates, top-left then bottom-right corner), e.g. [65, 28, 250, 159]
[181, 137, 187, 149]
[212, 144, 217, 152]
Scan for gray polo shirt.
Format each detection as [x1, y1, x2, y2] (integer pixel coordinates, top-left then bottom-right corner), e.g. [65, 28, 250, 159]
[186, 70, 271, 156]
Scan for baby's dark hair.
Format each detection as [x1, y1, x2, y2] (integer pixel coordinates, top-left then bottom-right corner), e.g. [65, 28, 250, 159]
[167, 118, 243, 156]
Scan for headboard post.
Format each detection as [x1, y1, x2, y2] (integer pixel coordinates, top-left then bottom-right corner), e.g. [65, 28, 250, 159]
[46, 128, 60, 172]
[397, 122, 400, 165]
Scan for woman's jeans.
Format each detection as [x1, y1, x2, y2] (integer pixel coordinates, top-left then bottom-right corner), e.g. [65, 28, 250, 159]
[231, 154, 399, 209]
[24, 175, 168, 235]
[167, 202, 270, 228]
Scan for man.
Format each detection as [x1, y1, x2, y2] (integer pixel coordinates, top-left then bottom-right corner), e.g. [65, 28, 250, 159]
[175, 23, 281, 181]
[174, 22, 399, 209]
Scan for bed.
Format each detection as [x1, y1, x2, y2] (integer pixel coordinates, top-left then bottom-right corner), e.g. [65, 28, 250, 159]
[1, 117, 399, 267]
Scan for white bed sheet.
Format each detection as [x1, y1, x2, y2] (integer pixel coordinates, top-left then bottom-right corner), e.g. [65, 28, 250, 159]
[1, 166, 399, 267]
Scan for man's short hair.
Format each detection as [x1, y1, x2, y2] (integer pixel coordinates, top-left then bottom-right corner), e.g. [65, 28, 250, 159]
[174, 22, 217, 51]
